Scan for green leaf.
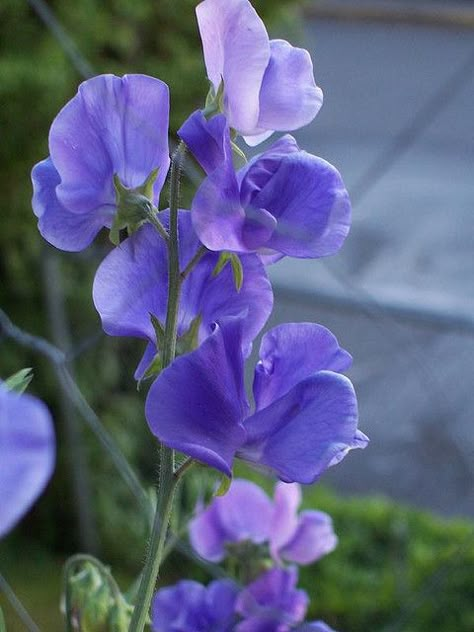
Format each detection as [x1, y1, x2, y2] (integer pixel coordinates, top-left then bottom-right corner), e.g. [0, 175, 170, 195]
[4, 367, 33, 394]
[176, 315, 201, 356]
[0, 606, 6, 632]
[212, 252, 244, 291]
[149, 314, 165, 349]
[231, 140, 247, 169]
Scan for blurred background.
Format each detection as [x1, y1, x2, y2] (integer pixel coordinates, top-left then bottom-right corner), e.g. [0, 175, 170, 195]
[1, 0, 473, 630]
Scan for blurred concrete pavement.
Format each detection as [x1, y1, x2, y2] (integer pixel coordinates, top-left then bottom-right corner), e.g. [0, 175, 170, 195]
[267, 5, 474, 516]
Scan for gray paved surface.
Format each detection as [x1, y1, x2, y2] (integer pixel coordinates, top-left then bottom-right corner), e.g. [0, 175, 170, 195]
[267, 18, 474, 516]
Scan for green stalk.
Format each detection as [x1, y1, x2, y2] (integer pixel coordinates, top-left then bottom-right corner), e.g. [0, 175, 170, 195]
[129, 143, 187, 632]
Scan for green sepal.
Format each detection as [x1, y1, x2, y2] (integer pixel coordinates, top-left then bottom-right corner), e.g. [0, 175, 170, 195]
[176, 315, 202, 357]
[231, 140, 247, 169]
[4, 367, 33, 394]
[203, 78, 225, 118]
[110, 170, 159, 245]
[214, 473, 232, 497]
[150, 313, 165, 350]
[213, 251, 244, 291]
[107, 598, 133, 632]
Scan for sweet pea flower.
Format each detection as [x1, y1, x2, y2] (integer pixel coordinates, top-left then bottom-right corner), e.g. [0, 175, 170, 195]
[179, 113, 351, 261]
[196, 0, 323, 144]
[146, 318, 368, 481]
[152, 578, 239, 632]
[32, 74, 170, 251]
[0, 382, 55, 538]
[93, 210, 273, 380]
[235, 567, 308, 631]
[189, 479, 337, 566]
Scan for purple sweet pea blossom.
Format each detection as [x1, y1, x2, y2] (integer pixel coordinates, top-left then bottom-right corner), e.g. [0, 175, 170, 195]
[146, 318, 368, 481]
[189, 479, 337, 566]
[151, 578, 239, 632]
[235, 567, 308, 631]
[93, 210, 273, 379]
[179, 113, 351, 261]
[32, 74, 170, 251]
[196, 0, 323, 144]
[0, 382, 55, 538]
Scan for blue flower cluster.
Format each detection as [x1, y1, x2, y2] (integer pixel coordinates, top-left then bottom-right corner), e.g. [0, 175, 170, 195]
[1, 0, 370, 628]
[153, 479, 337, 631]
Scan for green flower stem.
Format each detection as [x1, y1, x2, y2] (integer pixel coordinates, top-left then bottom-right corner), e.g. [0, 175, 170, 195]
[129, 142, 187, 632]
[144, 205, 169, 243]
[180, 245, 207, 281]
[0, 572, 40, 632]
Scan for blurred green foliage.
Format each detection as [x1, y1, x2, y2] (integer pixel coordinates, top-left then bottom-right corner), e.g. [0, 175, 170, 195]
[1, 485, 473, 631]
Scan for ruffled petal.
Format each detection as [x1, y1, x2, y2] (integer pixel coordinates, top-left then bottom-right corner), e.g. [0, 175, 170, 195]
[250, 151, 351, 258]
[178, 111, 228, 175]
[191, 153, 249, 252]
[0, 384, 55, 538]
[216, 479, 273, 544]
[94, 211, 272, 373]
[236, 567, 308, 630]
[256, 39, 323, 133]
[190, 479, 273, 562]
[253, 323, 352, 410]
[49, 74, 170, 214]
[93, 222, 168, 342]
[268, 482, 301, 559]
[189, 502, 229, 562]
[241, 371, 362, 484]
[196, 0, 270, 134]
[151, 581, 206, 631]
[145, 319, 248, 476]
[279, 510, 338, 565]
[152, 579, 238, 632]
[31, 158, 111, 251]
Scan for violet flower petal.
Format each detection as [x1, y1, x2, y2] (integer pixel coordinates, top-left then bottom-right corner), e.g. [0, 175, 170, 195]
[253, 323, 352, 411]
[49, 74, 170, 214]
[248, 151, 351, 258]
[145, 319, 248, 476]
[0, 383, 55, 538]
[178, 111, 228, 175]
[255, 40, 323, 134]
[93, 211, 273, 375]
[31, 158, 112, 251]
[191, 147, 249, 252]
[268, 482, 302, 559]
[279, 510, 338, 565]
[190, 479, 273, 561]
[241, 371, 362, 484]
[152, 579, 238, 632]
[196, 0, 270, 134]
[236, 567, 308, 630]
[189, 502, 229, 562]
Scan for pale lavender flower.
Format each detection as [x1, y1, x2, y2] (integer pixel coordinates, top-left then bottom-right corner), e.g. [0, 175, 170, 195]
[190, 479, 337, 566]
[196, 0, 323, 144]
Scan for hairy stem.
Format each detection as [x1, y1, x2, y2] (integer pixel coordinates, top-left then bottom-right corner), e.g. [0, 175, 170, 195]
[129, 142, 187, 632]
[0, 572, 40, 632]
